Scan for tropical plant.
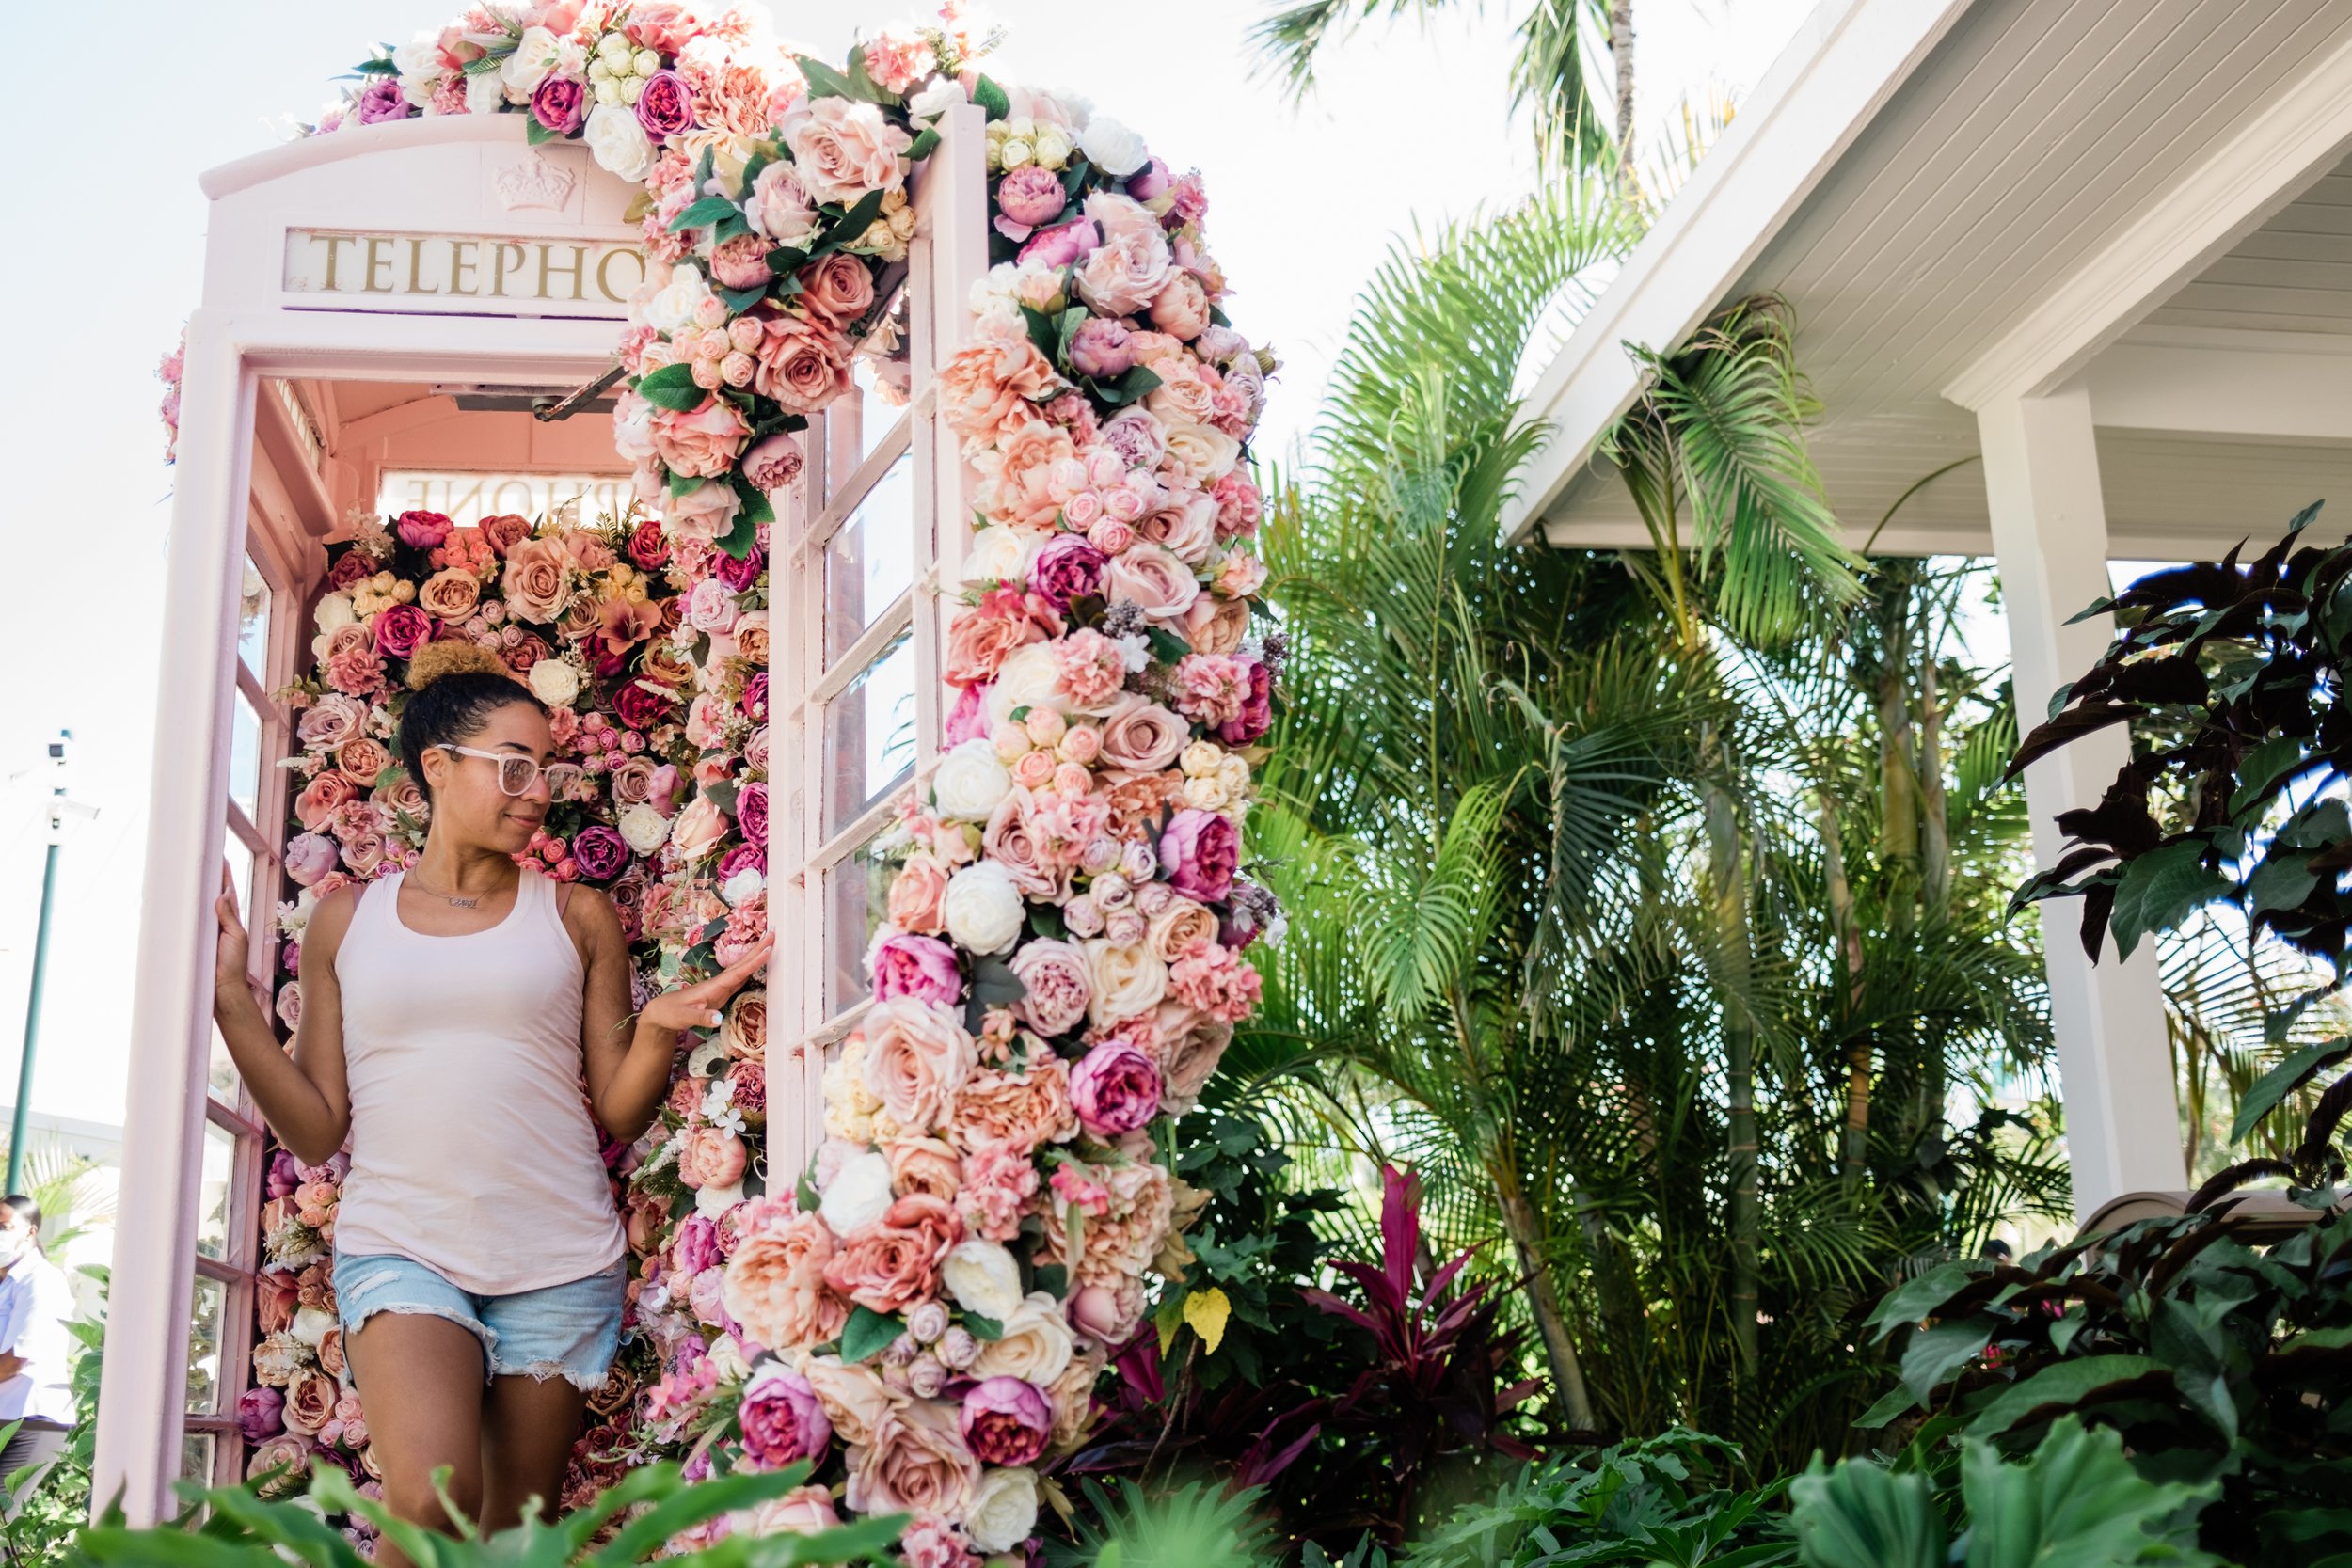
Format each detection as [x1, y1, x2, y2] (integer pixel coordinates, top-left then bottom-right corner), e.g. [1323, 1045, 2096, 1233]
[72, 1460, 904, 1567]
[1406, 1429, 1796, 1568]
[1248, 0, 1632, 171]
[1043, 1478, 1276, 1568]
[1, 1318, 101, 1568]
[1789, 1416, 2226, 1568]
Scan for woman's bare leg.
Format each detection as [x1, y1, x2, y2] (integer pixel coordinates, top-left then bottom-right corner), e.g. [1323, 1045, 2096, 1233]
[345, 1313, 487, 1568]
[479, 1373, 588, 1530]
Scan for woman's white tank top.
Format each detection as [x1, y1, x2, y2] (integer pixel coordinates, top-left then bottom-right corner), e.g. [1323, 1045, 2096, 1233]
[332, 867, 624, 1295]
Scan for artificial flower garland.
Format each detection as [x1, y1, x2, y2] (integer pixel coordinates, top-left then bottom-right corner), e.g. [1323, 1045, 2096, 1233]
[220, 3, 1283, 1560]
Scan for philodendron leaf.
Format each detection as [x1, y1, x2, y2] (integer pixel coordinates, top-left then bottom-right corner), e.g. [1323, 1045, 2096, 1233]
[1900, 1315, 1996, 1404]
[1789, 1455, 1944, 1568]
[1965, 1355, 2166, 1439]
[2229, 1034, 2352, 1143]
[1866, 1260, 1981, 1340]
[2106, 839, 2228, 960]
[1959, 1416, 2225, 1568]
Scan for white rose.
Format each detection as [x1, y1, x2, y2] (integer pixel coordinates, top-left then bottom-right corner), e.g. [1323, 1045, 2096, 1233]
[596, 30, 635, 65]
[618, 802, 671, 855]
[291, 1306, 335, 1349]
[501, 26, 561, 98]
[1032, 125, 1073, 171]
[526, 658, 580, 706]
[985, 642, 1071, 727]
[818, 1150, 895, 1238]
[943, 862, 1025, 955]
[313, 594, 356, 634]
[1076, 116, 1150, 178]
[973, 1291, 1075, 1384]
[464, 66, 506, 117]
[940, 1240, 1024, 1322]
[706, 1333, 752, 1382]
[584, 101, 657, 182]
[1084, 940, 1168, 1027]
[906, 78, 968, 120]
[644, 261, 712, 336]
[722, 866, 766, 908]
[965, 1467, 1041, 1554]
[1162, 422, 1243, 486]
[932, 738, 1014, 823]
[694, 1180, 745, 1218]
[393, 34, 444, 106]
[962, 524, 1040, 587]
[687, 1037, 728, 1077]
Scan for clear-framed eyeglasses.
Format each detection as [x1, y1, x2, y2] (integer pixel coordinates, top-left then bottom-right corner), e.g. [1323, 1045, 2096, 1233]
[437, 745, 548, 797]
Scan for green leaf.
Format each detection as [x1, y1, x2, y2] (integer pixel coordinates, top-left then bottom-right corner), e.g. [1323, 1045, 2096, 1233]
[1098, 363, 1164, 409]
[1965, 1355, 2164, 1439]
[839, 1305, 901, 1364]
[798, 55, 856, 101]
[635, 362, 705, 412]
[972, 73, 1011, 121]
[1959, 1417, 2225, 1567]
[716, 282, 769, 314]
[669, 195, 741, 232]
[2231, 736, 2309, 816]
[2231, 1034, 2352, 1142]
[2249, 852, 2318, 916]
[1866, 1260, 1980, 1340]
[2107, 839, 2228, 959]
[908, 125, 940, 162]
[1901, 1315, 1995, 1403]
[1788, 1455, 1945, 1568]
[1853, 1381, 1922, 1429]
[525, 117, 557, 146]
[962, 1312, 1003, 1341]
[668, 467, 706, 498]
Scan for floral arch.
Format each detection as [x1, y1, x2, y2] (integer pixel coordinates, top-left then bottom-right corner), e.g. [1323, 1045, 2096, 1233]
[112, 3, 1279, 1560]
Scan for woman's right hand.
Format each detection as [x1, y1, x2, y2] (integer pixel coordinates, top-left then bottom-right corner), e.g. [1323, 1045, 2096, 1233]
[214, 863, 252, 1010]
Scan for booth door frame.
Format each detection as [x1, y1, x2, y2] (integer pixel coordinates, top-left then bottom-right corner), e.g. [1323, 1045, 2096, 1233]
[95, 102, 990, 1526]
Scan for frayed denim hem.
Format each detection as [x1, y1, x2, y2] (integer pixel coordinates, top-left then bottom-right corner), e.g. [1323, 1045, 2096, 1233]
[342, 1299, 500, 1379]
[489, 1355, 610, 1392]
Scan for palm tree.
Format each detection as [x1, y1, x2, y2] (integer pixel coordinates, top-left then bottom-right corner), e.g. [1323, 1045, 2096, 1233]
[1249, 0, 1632, 171]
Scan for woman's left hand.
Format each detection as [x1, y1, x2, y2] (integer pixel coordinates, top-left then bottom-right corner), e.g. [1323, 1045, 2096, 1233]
[640, 936, 775, 1037]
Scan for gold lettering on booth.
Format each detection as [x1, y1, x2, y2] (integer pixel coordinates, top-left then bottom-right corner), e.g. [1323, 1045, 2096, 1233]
[283, 230, 647, 317]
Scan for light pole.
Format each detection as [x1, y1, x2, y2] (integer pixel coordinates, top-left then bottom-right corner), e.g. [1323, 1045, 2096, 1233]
[9, 731, 93, 1196]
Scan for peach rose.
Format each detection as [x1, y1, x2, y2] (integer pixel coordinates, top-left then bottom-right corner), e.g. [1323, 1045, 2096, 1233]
[316, 1326, 346, 1379]
[1158, 1006, 1233, 1117]
[822, 1194, 961, 1313]
[671, 795, 730, 859]
[802, 1354, 902, 1448]
[678, 1126, 748, 1189]
[1097, 696, 1189, 776]
[940, 338, 1062, 446]
[845, 1402, 978, 1521]
[949, 1053, 1076, 1153]
[501, 537, 574, 624]
[1148, 271, 1213, 340]
[257, 1271, 298, 1337]
[734, 609, 771, 666]
[884, 1137, 963, 1202]
[282, 1367, 338, 1435]
[336, 738, 391, 787]
[755, 312, 853, 414]
[295, 694, 366, 751]
[1104, 544, 1200, 623]
[859, 999, 977, 1132]
[723, 989, 768, 1061]
[1183, 592, 1249, 657]
[798, 253, 877, 329]
[973, 420, 1077, 531]
[946, 608, 1047, 686]
[723, 1210, 850, 1352]
[294, 772, 358, 832]
[651, 397, 752, 481]
[1149, 897, 1220, 962]
[887, 853, 949, 936]
[418, 567, 482, 621]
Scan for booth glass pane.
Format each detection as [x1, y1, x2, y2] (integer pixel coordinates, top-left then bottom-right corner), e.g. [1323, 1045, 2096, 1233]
[824, 829, 896, 1016]
[207, 1023, 241, 1106]
[237, 556, 271, 674]
[186, 1275, 226, 1414]
[823, 632, 916, 835]
[221, 832, 254, 930]
[229, 689, 264, 824]
[180, 1433, 215, 1486]
[195, 1121, 236, 1261]
[824, 452, 914, 666]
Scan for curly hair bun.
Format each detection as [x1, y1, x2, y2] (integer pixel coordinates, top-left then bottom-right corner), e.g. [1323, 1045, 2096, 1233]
[405, 640, 516, 692]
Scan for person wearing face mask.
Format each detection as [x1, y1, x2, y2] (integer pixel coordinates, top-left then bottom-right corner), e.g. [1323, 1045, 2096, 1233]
[0, 1196, 76, 1515]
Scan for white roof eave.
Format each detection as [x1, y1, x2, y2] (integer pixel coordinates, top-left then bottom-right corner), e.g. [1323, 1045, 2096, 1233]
[1499, 0, 1978, 546]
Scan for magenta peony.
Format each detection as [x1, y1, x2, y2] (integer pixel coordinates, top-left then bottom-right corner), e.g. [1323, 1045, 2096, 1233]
[1158, 808, 1238, 904]
[1067, 1039, 1163, 1137]
[869, 931, 963, 1007]
[738, 1364, 834, 1469]
[959, 1375, 1052, 1465]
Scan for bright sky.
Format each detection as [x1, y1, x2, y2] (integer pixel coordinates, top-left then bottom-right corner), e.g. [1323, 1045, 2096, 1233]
[0, 0, 1816, 1135]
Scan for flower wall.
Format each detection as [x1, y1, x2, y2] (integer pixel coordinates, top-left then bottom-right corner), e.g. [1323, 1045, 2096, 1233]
[229, 2, 1281, 1559]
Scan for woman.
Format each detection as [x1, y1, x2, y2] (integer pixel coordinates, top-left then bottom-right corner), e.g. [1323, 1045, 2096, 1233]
[212, 645, 768, 1557]
[0, 1196, 76, 1517]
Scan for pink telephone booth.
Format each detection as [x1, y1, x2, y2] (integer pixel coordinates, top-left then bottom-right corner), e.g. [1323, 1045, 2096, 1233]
[98, 106, 986, 1523]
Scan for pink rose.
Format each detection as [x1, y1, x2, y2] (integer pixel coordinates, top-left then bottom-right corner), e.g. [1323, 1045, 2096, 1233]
[844, 1402, 979, 1521]
[821, 1194, 961, 1313]
[1073, 228, 1174, 318]
[394, 510, 453, 548]
[755, 314, 852, 414]
[1068, 1039, 1163, 1137]
[739, 1365, 833, 1468]
[651, 397, 752, 481]
[888, 854, 949, 936]
[744, 1485, 840, 1535]
[671, 796, 731, 859]
[742, 433, 804, 492]
[723, 1210, 849, 1351]
[781, 96, 914, 207]
[996, 165, 1070, 229]
[1160, 809, 1239, 904]
[372, 604, 431, 659]
[1067, 318, 1135, 381]
[870, 932, 963, 1007]
[749, 160, 818, 245]
[501, 536, 573, 624]
[1019, 217, 1101, 270]
[1104, 544, 1200, 623]
[860, 999, 978, 1132]
[283, 833, 340, 887]
[295, 694, 365, 750]
[707, 231, 774, 291]
[678, 1126, 748, 1190]
[798, 253, 878, 330]
[294, 773, 358, 832]
[1096, 696, 1188, 776]
[1009, 938, 1091, 1037]
[664, 476, 744, 545]
[960, 1376, 1052, 1465]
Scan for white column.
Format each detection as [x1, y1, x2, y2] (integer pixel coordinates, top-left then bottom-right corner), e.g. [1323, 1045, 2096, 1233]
[1978, 387, 2186, 1219]
[94, 315, 253, 1523]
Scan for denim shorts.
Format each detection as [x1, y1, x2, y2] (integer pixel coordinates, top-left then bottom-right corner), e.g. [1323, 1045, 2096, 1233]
[332, 1251, 628, 1390]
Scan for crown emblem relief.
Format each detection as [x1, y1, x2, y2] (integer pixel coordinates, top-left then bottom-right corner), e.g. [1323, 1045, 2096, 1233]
[493, 154, 578, 213]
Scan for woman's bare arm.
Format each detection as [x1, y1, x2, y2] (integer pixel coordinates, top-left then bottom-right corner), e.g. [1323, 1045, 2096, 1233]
[213, 872, 353, 1165]
[569, 887, 771, 1143]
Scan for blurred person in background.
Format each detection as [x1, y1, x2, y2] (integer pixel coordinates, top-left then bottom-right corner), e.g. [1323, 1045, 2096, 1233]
[0, 1196, 75, 1515]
